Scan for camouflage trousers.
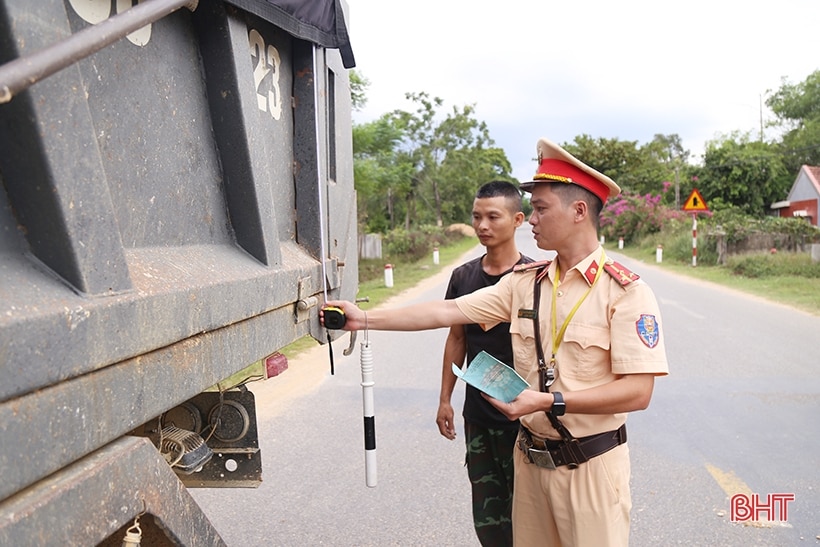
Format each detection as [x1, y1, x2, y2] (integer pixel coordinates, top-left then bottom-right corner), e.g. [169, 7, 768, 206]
[465, 421, 518, 547]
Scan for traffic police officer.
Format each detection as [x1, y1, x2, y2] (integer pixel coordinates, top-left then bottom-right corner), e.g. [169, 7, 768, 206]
[324, 137, 669, 547]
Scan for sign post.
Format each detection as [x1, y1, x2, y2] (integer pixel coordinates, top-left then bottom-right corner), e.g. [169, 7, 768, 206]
[682, 188, 709, 267]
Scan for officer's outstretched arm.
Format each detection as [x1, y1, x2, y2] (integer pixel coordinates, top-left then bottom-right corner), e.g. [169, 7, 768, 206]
[322, 299, 470, 332]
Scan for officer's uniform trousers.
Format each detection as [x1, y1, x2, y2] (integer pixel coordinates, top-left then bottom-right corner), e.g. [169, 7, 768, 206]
[456, 247, 669, 547]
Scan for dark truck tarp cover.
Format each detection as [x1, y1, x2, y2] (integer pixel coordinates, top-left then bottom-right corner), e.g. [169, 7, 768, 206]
[224, 0, 355, 67]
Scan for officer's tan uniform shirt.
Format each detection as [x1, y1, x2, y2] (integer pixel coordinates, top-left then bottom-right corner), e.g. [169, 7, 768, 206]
[455, 246, 669, 440]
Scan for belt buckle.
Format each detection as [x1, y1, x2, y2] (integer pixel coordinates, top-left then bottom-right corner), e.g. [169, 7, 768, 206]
[528, 448, 557, 470]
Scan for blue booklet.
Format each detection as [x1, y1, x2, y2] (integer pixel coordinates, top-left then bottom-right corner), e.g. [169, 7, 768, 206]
[452, 350, 529, 403]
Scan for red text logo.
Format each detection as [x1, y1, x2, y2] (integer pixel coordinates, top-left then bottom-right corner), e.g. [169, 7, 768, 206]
[730, 493, 795, 522]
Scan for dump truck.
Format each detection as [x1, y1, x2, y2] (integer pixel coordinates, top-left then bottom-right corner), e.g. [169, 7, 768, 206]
[0, 0, 357, 544]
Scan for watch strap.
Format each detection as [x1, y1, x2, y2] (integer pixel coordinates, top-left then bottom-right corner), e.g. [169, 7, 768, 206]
[551, 391, 566, 416]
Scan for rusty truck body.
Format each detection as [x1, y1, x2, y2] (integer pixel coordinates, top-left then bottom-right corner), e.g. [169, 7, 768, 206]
[0, 0, 357, 543]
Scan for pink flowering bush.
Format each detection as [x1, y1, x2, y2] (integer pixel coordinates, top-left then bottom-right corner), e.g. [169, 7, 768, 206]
[599, 187, 687, 243]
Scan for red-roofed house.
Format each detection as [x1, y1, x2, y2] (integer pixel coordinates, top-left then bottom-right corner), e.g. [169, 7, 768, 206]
[770, 165, 820, 226]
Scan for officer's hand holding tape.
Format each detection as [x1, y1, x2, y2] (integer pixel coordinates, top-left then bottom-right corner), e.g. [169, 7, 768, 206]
[321, 300, 363, 331]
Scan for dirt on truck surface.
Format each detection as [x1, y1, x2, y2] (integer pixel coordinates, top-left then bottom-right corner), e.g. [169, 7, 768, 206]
[0, 0, 357, 544]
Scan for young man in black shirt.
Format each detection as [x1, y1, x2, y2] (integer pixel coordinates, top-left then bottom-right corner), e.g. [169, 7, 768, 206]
[436, 180, 534, 546]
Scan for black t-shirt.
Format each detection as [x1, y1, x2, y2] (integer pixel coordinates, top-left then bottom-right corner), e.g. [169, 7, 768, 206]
[445, 253, 534, 429]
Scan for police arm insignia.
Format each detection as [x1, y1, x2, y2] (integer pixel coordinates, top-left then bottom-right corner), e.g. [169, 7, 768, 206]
[636, 314, 660, 348]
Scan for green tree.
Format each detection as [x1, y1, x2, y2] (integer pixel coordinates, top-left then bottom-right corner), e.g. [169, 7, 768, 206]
[349, 69, 369, 111]
[388, 92, 512, 228]
[352, 92, 511, 233]
[561, 135, 642, 188]
[561, 134, 685, 199]
[693, 132, 791, 216]
[352, 115, 411, 232]
[437, 146, 513, 224]
[766, 70, 820, 172]
[643, 134, 690, 208]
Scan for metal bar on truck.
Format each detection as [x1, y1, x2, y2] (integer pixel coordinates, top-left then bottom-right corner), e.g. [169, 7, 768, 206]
[0, 0, 199, 104]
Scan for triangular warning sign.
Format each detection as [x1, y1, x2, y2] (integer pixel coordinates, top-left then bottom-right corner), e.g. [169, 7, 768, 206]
[682, 188, 709, 212]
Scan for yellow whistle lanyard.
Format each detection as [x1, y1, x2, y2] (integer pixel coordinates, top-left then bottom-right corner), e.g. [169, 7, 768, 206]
[548, 249, 607, 370]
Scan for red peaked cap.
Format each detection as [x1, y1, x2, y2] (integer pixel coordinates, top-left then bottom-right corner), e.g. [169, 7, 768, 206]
[519, 138, 621, 204]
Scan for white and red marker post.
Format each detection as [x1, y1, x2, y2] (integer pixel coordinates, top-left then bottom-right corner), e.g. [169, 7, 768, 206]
[682, 188, 709, 267]
[692, 214, 698, 267]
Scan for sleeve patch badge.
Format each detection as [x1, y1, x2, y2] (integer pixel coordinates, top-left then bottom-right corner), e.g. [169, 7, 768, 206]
[636, 314, 660, 348]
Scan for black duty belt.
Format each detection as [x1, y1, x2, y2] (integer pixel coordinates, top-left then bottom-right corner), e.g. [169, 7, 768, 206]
[518, 424, 627, 470]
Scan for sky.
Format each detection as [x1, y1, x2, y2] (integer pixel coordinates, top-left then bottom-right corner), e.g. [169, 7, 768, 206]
[344, 0, 820, 181]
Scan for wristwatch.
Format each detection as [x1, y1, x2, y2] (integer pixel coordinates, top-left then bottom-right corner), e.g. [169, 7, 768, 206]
[551, 392, 566, 416]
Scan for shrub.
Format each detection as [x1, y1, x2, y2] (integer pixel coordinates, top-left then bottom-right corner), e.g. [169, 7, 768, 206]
[636, 220, 719, 265]
[705, 208, 820, 244]
[383, 224, 460, 262]
[600, 191, 688, 244]
[383, 228, 428, 261]
[726, 252, 820, 278]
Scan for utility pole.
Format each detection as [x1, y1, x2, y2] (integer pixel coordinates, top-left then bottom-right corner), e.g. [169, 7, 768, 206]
[674, 163, 681, 210]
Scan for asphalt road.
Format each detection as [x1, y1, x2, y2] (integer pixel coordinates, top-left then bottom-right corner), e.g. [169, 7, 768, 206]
[193, 227, 820, 546]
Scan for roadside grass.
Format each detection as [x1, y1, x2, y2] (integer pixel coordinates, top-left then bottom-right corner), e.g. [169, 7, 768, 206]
[611, 243, 820, 316]
[355, 235, 479, 309]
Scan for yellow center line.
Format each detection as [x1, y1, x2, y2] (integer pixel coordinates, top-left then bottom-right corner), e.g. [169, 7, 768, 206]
[705, 463, 791, 528]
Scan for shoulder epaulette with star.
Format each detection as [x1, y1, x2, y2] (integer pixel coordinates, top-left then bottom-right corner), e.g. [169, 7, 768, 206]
[513, 259, 552, 273]
[603, 260, 640, 286]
